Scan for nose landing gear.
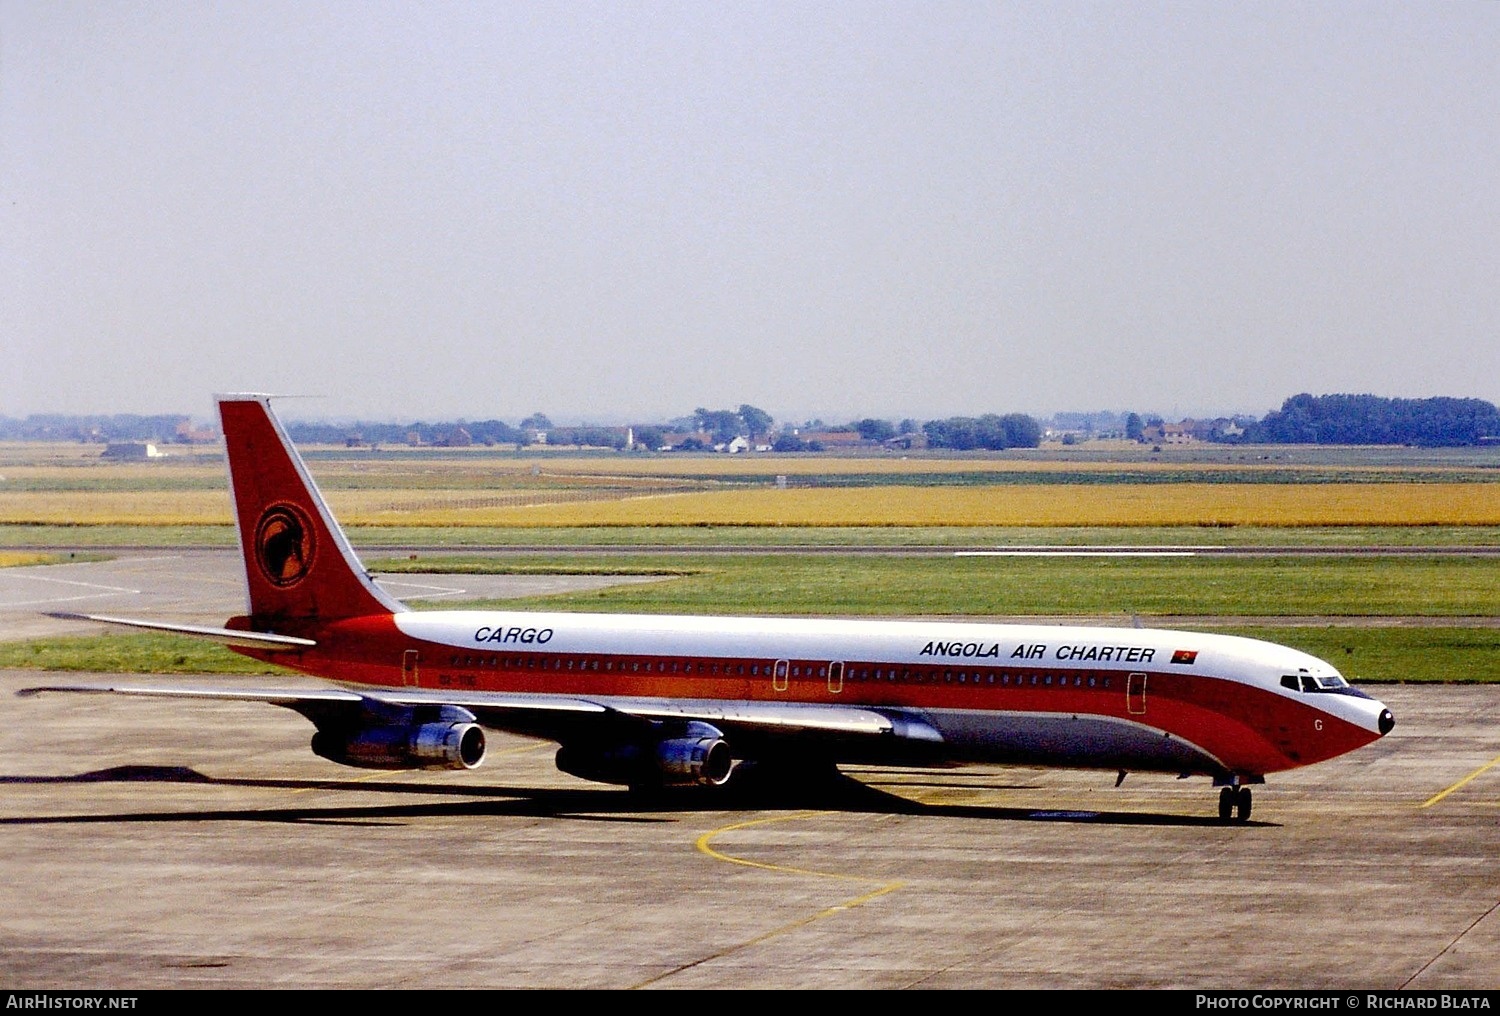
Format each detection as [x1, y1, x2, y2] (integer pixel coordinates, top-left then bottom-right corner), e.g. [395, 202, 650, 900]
[1218, 785, 1253, 823]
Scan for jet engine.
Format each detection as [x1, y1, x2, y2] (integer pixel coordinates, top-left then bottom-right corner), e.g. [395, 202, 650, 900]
[310, 705, 486, 771]
[555, 721, 733, 788]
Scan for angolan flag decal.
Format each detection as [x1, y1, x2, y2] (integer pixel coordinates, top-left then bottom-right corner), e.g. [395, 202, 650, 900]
[1171, 649, 1198, 665]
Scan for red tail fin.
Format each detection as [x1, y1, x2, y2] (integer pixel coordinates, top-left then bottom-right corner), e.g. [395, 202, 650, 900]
[218, 395, 405, 625]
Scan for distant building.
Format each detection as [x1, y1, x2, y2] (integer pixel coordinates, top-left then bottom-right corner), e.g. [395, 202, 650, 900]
[1195, 418, 1246, 441]
[884, 432, 927, 450]
[797, 430, 866, 449]
[658, 431, 710, 451]
[101, 443, 166, 460]
[1143, 423, 1196, 445]
[173, 420, 217, 444]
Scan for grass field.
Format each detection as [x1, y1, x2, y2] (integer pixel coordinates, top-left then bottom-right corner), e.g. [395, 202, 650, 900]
[6, 439, 1500, 531]
[5, 441, 1499, 683]
[9, 552, 1498, 684]
[363, 552, 1500, 618]
[0, 632, 288, 675]
[1222, 627, 1500, 685]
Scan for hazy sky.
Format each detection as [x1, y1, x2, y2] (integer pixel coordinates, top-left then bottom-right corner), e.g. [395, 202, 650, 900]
[4, 2, 1498, 425]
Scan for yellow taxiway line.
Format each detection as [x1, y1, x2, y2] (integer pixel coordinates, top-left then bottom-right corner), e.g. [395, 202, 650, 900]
[1420, 752, 1500, 809]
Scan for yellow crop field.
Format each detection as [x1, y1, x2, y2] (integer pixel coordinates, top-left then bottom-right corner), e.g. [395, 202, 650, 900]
[0, 551, 57, 567]
[336, 482, 1500, 528]
[0, 491, 232, 525]
[4, 481, 1499, 528]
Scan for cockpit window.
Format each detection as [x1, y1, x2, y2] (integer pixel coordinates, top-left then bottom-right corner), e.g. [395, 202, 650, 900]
[1284, 673, 1350, 693]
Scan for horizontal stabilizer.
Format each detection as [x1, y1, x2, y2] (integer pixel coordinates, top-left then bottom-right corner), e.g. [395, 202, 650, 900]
[45, 612, 316, 651]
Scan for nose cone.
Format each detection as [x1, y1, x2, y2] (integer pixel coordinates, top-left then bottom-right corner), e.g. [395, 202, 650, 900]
[1378, 707, 1395, 736]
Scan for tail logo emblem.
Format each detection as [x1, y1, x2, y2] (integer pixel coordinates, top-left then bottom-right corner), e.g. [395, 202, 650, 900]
[255, 504, 315, 587]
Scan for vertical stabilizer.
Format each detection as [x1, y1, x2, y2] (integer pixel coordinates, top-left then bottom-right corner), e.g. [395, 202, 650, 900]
[218, 394, 405, 624]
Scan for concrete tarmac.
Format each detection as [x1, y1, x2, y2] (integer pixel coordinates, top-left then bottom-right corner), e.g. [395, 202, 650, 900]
[0, 550, 664, 641]
[0, 676, 1496, 989]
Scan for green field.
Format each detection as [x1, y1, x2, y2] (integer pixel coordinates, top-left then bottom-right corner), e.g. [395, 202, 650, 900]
[0, 632, 288, 675]
[366, 552, 1500, 618]
[5, 440, 1498, 683]
[5, 552, 1498, 683]
[1221, 627, 1500, 685]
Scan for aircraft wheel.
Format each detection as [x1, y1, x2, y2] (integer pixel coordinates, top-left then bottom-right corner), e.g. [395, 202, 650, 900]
[1234, 786, 1252, 823]
[1218, 786, 1234, 822]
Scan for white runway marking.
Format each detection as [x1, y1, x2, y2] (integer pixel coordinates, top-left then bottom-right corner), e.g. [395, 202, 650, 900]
[375, 579, 470, 600]
[0, 572, 142, 608]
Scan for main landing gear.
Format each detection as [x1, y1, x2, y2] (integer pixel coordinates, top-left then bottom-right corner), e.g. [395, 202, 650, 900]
[1218, 785, 1253, 823]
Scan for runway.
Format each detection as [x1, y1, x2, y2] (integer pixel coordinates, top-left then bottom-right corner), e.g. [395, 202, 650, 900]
[1, 677, 1497, 989]
[0, 550, 665, 641]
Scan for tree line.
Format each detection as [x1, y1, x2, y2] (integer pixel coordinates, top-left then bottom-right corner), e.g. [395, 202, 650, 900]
[1241, 394, 1500, 447]
[6, 393, 1498, 448]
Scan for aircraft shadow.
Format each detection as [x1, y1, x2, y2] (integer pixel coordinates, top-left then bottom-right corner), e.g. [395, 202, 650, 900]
[0, 764, 1264, 828]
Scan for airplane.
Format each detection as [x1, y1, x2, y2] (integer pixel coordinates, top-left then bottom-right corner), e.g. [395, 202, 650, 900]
[21, 394, 1395, 822]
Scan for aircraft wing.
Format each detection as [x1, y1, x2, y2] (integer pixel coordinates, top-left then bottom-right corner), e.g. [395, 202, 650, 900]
[16, 682, 941, 743]
[16, 682, 361, 706]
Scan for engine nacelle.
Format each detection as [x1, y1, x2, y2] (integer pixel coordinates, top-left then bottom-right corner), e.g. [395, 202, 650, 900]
[556, 721, 733, 788]
[311, 706, 486, 771]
